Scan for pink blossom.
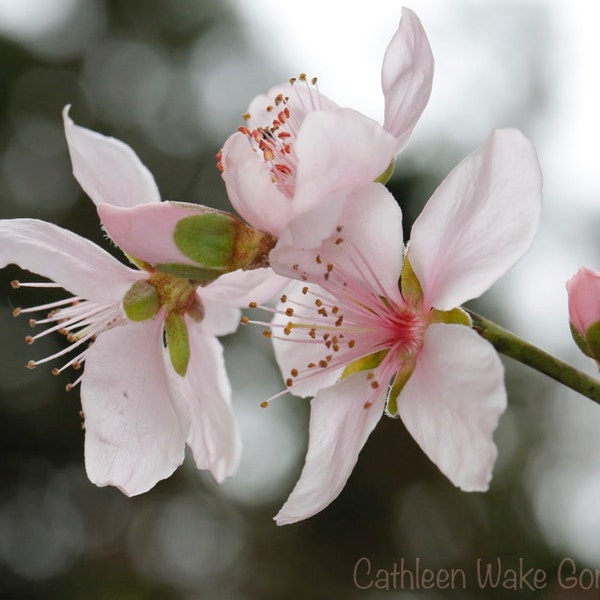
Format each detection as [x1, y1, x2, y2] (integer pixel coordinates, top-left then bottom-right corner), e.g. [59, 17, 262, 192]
[567, 267, 600, 337]
[0, 113, 284, 495]
[256, 129, 542, 525]
[219, 8, 434, 237]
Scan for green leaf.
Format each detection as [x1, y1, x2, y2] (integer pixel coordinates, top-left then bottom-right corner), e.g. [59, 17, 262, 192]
[375, 159, 395, 185]
[122, 280, 160, 321]
[165, 312, 190, 376]
[174, 213, 237, 268]
[341, 349, 388, 380]
[155, 262, 225, 282]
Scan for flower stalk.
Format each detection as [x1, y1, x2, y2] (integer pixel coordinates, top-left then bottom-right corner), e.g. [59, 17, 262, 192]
[467, 310, 600, 403]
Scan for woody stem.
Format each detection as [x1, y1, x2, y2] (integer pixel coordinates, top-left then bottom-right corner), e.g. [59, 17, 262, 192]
[466, 309, 600, 404]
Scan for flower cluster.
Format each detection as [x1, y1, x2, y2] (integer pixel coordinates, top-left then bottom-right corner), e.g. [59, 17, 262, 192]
[14, 6, 599, 528]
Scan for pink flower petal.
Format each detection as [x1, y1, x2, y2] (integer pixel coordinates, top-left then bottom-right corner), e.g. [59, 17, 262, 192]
[175, 324, 242, 482]
[198, 297, 241, 337]
[275, 374, 386, 525]
[221, 132, 293, 236]
[82, 319, 190, 496]
[97, 201, 200, 266]
[63, 106, 161, 207]
[293, 109, 397, 214]
[382, 7, 434, 153]
[201, 267, 288, 307]
[409, 129, 542, 311]
[271, 281, 343, 399]
[0, 218, 143, 304]
[272, 182, 404, 301]
[566, 267, 600, 334]
[398, 323, 506, 491]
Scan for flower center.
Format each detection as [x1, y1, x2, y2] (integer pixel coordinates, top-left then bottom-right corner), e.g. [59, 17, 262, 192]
[217, 74, 324, 200]
[244, 240, 426, 403]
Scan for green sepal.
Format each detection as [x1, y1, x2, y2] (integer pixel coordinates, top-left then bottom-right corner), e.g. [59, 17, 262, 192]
[400, 256, 423, 307]
[341, 349, 388, 380]
[165, 312, 190, 376]
[122, 280, 161, 322]
[155, 262, 225, 282]
[430, 306, 472, 327]
[174, 213, 237, 269]
[385, 356, 416, 417]
[375, 159, 395, 185]
[569, 322, 592, 358]
[585, 321, 600, 359]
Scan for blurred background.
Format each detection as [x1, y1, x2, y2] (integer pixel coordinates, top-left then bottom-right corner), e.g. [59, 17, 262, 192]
[1, 0, 600, 597]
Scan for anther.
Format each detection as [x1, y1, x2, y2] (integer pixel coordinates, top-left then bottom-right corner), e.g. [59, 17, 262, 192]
[66, 383, 73, 392]
[10, 280, 20, 289]
[285, 307, 294, 316]
[318, 360, 328, 368]
[29, 319, 37, 327]
[240, 316, 249, 325]
[371, 381, 380, 389]
[260, 401, 269, 408]
[326, 264, 334, 273]
[25, 335, 34, 345]
[26, 360, 36, 369]
[364, 401, 373, 409]
[309, 329, 316, 339]
[262, 330, 272, 338]
[336, 225, 343, 232]
[307, 362, 316, 368]
[311, 77, 318, 85]
[335, 238, 344, 245]
[243, 112, 251, 121]
[315, 255, 322, 264]
[280, 295, 288, 303]
[315, 299, 323, 307]
[286, 378, 293, 387]
[248, 301, 258, 308]
[52, 368, 60, 376]
[299, 73, 307, 81]
[12, 308, 21, 317]
[302, 286, 309, 295]
[291, 368, 298, 377]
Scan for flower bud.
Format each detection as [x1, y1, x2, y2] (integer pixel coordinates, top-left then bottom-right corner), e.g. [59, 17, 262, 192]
[566, 267, 600, 361]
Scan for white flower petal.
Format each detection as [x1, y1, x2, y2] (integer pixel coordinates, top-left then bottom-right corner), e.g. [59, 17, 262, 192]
[63, 106, 161, 207]
[294, 108, 397, 215]
[382, 7, 434, 153]
[0, 218, 143, 304]
[221, 132, 293, 236]
[201, 267, 288, 307]
[175, 326, 241, 482]
[409, 129, 542, 310]
[398, 323, 506, 491]
[272, 182, 404, 300]
[275, 374, 386, 525]
[271, 281, 343, 399]
[199, 297, 241, 337]
[82, 319, 190, 496]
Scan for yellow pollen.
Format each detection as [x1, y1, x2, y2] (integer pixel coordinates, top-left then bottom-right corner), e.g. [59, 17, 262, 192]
[283, 327, 292, 336]
[243, 112, 251, 121]
[299, 73, 307, 81]
[240, 316, 249, 325]
[262, 330, 272, 338]
[248, 301, 258, 308]
[261, 401, 269, 408]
